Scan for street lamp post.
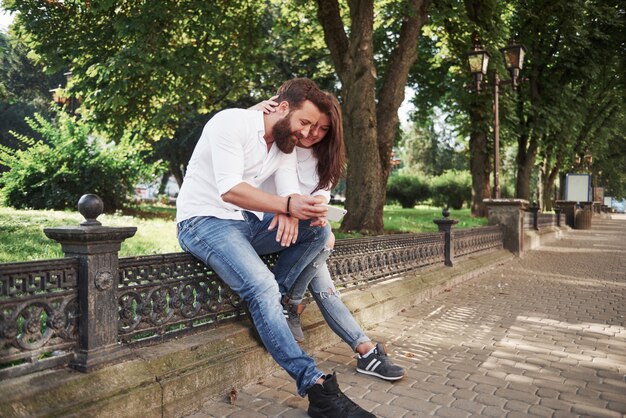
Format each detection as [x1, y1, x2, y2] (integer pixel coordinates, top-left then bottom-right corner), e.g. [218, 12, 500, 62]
[467, 37, 527, 199]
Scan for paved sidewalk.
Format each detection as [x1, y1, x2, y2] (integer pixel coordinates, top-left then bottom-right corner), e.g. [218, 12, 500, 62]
[189, 216, 626, 418]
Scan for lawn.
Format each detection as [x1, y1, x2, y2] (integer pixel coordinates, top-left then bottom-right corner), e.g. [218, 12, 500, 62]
[0, 204, 486, 263]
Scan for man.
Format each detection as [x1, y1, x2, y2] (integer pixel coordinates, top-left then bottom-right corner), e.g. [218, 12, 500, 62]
[176, 78, 374, 418]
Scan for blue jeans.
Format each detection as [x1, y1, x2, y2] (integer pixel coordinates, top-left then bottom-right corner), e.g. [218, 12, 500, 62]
[177, 212, 329, 396]
[287, 248, 371, 352]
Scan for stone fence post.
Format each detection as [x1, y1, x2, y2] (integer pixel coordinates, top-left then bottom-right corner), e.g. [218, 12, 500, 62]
[554, 206, 561, 227]
[433, 208, 458, 266]
[484, 199, 529, 256]
[555, 200, 577, 228]
[44, 194, 136, 372]
[529, 202, 539, 230]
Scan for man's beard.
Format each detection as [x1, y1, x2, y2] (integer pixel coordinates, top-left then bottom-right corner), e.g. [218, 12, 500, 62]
[272, 113, 300, 154]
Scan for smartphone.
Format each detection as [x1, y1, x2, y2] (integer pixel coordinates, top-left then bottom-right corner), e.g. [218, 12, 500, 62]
[319, 204, 347, 222]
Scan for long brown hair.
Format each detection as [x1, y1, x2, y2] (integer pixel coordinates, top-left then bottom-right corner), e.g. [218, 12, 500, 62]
[311, 93, 345, 193]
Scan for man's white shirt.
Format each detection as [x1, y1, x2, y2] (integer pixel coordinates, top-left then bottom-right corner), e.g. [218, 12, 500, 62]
[176, 109, 300, 223]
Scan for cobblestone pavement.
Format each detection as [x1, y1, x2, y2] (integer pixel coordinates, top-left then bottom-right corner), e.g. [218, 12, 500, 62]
[189, 216, 626, 418]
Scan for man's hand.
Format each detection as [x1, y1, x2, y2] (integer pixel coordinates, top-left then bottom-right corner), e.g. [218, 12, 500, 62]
[268, 213, 299, 246]
[288, 194, 328, 220]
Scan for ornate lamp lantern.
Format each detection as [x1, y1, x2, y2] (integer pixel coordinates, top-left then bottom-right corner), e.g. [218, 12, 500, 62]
[467, 42, 490, 92]
[500, 41, 527, 88]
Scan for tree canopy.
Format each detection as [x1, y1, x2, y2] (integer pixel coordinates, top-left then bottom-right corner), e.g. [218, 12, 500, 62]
[2, 0, 625, 222]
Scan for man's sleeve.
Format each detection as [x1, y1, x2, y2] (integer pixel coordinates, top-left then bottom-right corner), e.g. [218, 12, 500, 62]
[274, 151, 301, 196]
[209, 112, 246, 196]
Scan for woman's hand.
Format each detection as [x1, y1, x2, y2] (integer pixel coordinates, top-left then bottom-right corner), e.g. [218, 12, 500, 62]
[268, 213, 299, 246]
[249, 95, 279, 114]
[309, 217, 328, 227]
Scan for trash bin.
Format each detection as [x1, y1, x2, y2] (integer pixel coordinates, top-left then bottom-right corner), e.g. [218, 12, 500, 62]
[574, 209, 592, 229]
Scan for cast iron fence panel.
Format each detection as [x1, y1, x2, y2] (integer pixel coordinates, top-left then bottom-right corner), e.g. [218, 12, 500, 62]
[454, 226, 503, 258]
[0, 258, 79, 379]
[117, 252, 263, 344]
[328, 232, 445, 288]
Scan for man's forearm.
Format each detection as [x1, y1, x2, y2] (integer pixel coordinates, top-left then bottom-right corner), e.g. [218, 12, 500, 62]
[222, 182, 290, 214]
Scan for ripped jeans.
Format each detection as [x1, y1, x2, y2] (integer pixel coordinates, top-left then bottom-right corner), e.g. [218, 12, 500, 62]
[287, 248, 370, 351]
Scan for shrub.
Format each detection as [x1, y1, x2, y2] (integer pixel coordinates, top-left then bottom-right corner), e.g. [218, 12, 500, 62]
[431, 170, 472, 210]
[386, 174, 430, 208]
[0, 112, 160, 212]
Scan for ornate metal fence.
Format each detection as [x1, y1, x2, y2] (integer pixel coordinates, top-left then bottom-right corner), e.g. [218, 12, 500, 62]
[117, 253, 246, 344]
[454, 226, 503, 258]
[1, 217, 504, 379]
[329, 232, 445, 287]
[0, 258, 79, 378]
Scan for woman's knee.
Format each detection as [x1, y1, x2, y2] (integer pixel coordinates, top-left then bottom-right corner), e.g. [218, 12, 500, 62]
[326, 231, 336, 249]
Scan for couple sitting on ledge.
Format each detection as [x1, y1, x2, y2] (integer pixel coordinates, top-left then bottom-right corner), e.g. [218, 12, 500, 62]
[176, 77, 404, 418]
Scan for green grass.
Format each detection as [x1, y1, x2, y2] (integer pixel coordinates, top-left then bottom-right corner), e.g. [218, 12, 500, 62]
[332, 205, 486, 239]
[0, 204, 486, 263]
[0, 206, 179, 263]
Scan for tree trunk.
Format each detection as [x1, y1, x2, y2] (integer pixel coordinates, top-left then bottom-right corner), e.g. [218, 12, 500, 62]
[170, 161, 184, 188]
[468, 107, 492, 216]
[542, 161, 560, 211]
[317, 0, 429, 234]
[515, 131, 538, 200]
[341, 67, 384, 233]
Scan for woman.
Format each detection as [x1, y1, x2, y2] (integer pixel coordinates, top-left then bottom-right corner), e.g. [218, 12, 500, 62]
[252, 90, 405, 381]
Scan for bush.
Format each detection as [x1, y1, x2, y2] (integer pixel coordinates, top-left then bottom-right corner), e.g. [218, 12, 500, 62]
[431, 170, 472, 210]
[0, 112, 160, 212]
[386, 174, 430, 208]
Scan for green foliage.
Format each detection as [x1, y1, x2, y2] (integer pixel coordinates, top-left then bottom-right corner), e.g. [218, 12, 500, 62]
[386, 174, 430, 209]
[399, 115, 467, 176]
[431, 170, 472, 210]
[0, 31, 65, 159]
[4, 1, 271, 141]
[0, 112, 160, 211]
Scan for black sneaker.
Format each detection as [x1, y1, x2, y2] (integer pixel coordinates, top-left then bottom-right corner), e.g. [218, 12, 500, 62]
[356, 343, 405, 381]
[281, 296, 306, 343]
[307, 373, 375, 418]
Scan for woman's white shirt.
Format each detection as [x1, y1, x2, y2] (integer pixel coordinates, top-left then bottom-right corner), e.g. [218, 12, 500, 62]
[261, 146, 331, 203]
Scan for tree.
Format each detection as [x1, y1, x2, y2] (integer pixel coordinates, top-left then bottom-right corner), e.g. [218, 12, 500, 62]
[3, 0, 274, 190]
[507, 0, 624, 201]
[399, 117, 466, 176]
[316, 0, 431, 234]
[0, 31, 64, 162]
[408, 0, 508, 216]
[0, 112, 158, 211]
[408, 0, 625, 211]
[4, 1, 340, 189]
[535, 0, 625, 208]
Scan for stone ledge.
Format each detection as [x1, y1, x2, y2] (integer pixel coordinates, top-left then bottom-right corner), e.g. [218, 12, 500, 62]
[0, 249, 513, 418]
[523, 226, 567, 252]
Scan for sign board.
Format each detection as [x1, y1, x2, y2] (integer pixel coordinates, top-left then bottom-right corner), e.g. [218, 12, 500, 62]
[593, 187, 603, 202]
[565, 174, 591, 202]
[604, 196, 612, 206]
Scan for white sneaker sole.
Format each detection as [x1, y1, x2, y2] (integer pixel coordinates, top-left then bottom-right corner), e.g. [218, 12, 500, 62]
[356, 367, 405, 381]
